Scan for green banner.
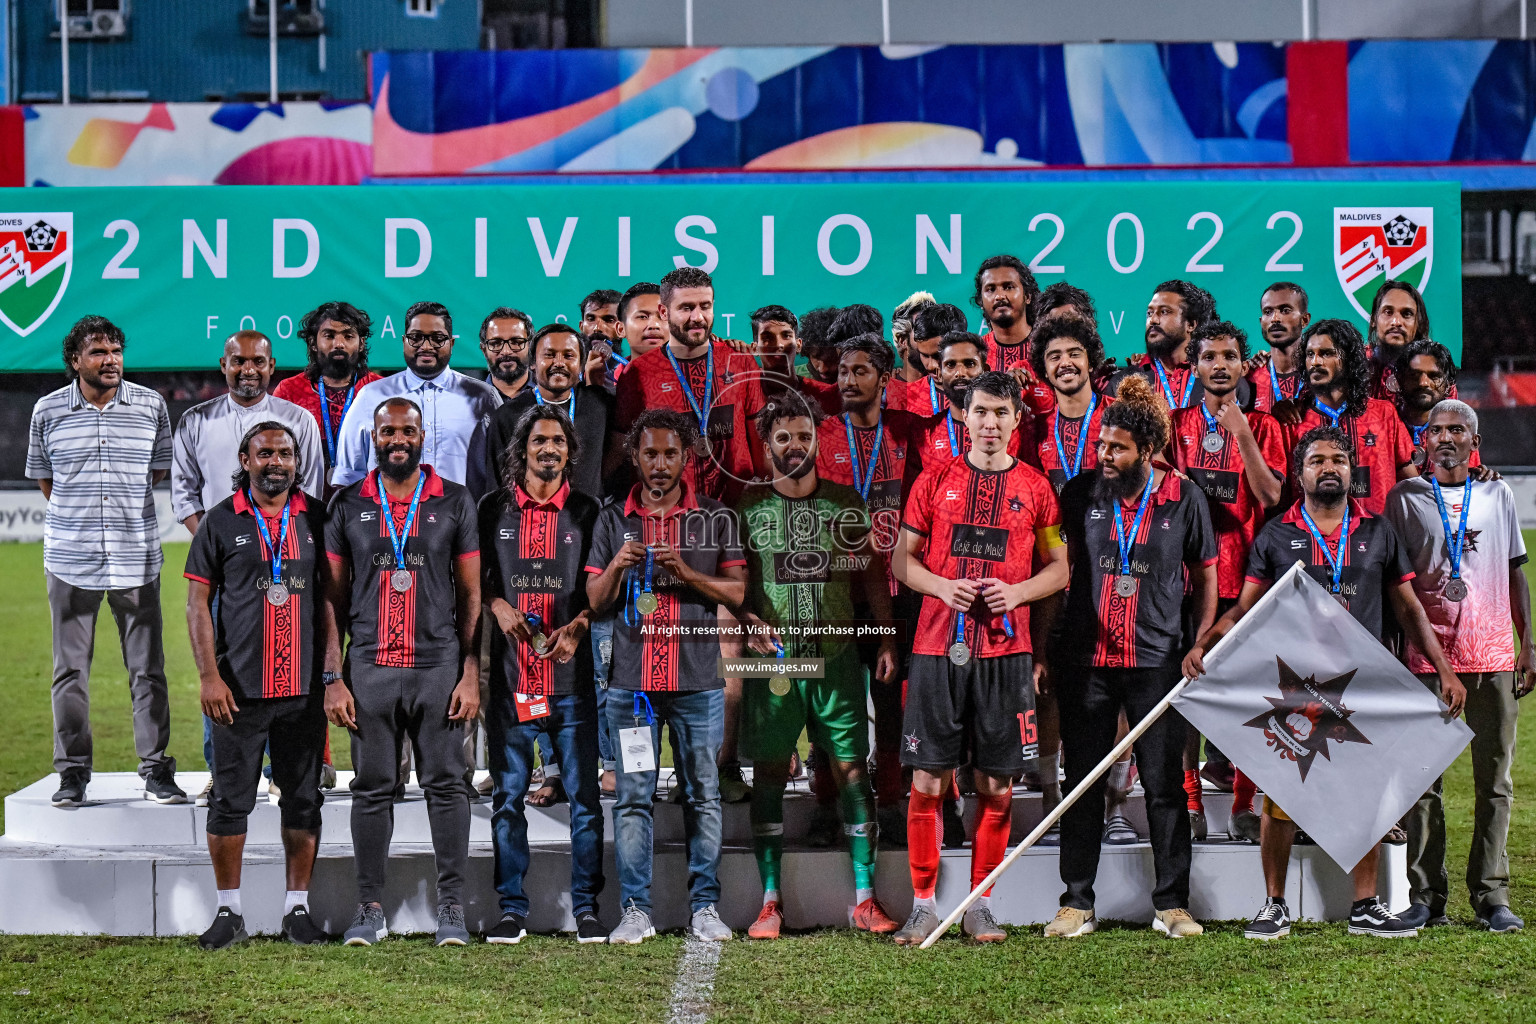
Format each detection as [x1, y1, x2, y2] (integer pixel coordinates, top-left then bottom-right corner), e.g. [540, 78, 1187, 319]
[0, 181, 1460, 372]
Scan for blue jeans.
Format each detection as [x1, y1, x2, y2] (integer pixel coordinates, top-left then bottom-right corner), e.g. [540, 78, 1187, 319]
[604, 688, 723, 915]
[591, 618, 615, 771]
[488, 688, 605, 918]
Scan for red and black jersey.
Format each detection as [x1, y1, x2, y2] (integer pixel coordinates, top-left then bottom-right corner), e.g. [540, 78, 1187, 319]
[1244, 361, 1304, 412]
[272, 373, 384, 476]
[480, 482, 599, 698]
[1124, 353, 1201, 410]
[1245, 499, 1415, 641]
[982, 330, 1055, 415]
[885, 374, 949, 420]
[914, 409, 1031, 469]
[585, 482, 746, 693]
[1170, 405, 1288, 599]
[1369, 353, 1461, 404]
[1058, 468, 1218, 669]
[900, 455, 1063, 660]
[1035, 397, 1113, 495]
[614, 340, 767, 503]
[325, 466, 479, 669]
[816, 409, 923, 595]
[184, 489, 325, 700]
[1285, 397, 1414, 517]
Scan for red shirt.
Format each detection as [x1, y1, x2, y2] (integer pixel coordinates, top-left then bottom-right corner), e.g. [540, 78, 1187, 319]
[614, 340, 767, 503]
[1035, 396, 1113, 495]
[272, 372, 385, 485]
[1170, 405, 1288, 599]
[914, 409, 1031, 469]
[1370, 354, 1460, 404]
[1285, 397, 1415, 517]
[816, 409, 923, 594]
[885, 374, 949, 419]
[1244, 361, 1304, 412]
[1128, 354, 1200, 410]
[901, 455, 1062, 659]
[983, 330, 1055, 415]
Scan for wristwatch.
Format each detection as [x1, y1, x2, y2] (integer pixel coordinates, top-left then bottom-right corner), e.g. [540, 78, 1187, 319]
[322, 671, 344, 686]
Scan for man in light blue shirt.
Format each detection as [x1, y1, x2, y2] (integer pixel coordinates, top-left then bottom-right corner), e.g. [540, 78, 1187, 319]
[332, 301, 502, 500]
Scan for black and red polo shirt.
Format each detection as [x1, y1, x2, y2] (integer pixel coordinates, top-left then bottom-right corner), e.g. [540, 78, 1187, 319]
[1035, 397, 1114, 495]
[900, 454, 1063, 660]
[1058, 467, 1218, 669]
[585, 482, 746, 693]
[914, 408, 1031, 469]
[1245, 499, 1415, 641]
[816, 409, 922, 592]
[614, 340, 767, 503]
[480, 481, 598, 698]
[982, 330, 1056, 415]
[1244, 361, 1303, 413]
[1170, 404, 1288, 599]
[184, 488, 325, 700]
[1284, 396, 1414, 517]
[325, 466, 479, 670]
[1123, 353, 1201, 410]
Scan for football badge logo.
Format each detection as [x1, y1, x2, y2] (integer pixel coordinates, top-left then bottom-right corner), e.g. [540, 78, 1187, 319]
[0, 214, 73, 337]
[1244, 657, 1371, 782]
[1334, 207, 1432, 321]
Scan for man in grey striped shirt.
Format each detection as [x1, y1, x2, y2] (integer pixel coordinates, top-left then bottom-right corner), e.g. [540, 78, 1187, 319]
[26, 316, 186, 808]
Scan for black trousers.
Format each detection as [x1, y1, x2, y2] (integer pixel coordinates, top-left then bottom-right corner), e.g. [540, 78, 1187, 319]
[1057, 664, 1191, 912]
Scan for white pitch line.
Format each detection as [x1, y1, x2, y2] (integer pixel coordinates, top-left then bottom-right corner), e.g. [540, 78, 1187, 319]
[666, 936, 723, 1024]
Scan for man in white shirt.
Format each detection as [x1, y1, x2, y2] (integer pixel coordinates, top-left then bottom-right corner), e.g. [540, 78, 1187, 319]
[1385, 399, 1534, 934]
[332, 301, 502, 500]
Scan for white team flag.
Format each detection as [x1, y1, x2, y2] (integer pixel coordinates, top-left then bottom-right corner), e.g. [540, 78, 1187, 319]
[1173, 561, 1473, 871]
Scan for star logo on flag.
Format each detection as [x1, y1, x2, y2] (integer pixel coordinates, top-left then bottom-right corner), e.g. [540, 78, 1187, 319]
[1244, 658, 1371, 781]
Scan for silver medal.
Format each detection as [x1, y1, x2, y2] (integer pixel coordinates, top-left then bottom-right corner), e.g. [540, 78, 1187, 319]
[947, 642, 972, 666]
[1333, 591, 1349, 608]
[531, 632, 550, 653]
[265, 582, 289, 607]
[390, 568, 413, 593]
[770, 676, 792, 697]
[1114, 574, 1138, 598]
[635, 591, 659, 615]
[1445, 578, 1468, 603]
[1202, 431, 1225, 454]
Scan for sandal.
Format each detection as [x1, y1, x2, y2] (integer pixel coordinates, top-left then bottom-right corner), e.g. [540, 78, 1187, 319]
[528, 776, 567, 807]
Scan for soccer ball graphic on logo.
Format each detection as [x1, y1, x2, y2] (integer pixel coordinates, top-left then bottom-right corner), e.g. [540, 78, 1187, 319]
[1382, 215, 1418, 247]
[24, 220, 59, 252]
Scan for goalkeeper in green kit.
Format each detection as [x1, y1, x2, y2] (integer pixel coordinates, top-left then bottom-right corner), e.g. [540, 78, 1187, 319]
[735, 396, 901, 939]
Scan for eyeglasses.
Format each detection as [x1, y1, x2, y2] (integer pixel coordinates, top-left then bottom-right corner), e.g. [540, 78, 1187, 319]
[482, 338, 529, 354]
[405, 332, 455, 348]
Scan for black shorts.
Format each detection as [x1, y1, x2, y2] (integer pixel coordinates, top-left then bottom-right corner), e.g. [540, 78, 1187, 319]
[207, 691, 327, 836]
[901, 652, 1036, 777]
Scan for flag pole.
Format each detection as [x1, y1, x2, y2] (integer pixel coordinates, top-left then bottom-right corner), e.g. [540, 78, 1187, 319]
[918, 562, 1306, 949]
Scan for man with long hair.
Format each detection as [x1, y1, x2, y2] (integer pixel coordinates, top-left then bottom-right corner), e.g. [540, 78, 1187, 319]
[273, 301, 383, 492]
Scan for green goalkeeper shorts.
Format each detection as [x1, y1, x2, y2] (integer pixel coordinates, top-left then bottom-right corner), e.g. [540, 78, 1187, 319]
[741, 649, 870, 764]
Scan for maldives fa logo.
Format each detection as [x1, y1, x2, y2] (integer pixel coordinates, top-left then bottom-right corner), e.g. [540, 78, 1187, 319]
[1334, 207, 1433, 322]
[1244, 657, 1371, 781]
[0, 213, 73, 337]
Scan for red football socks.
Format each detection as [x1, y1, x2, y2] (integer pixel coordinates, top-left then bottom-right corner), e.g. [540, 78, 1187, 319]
[971, 792, 1013, 897]
[1183, 770, 1204, 813]
[1233, 769, 1257, 816]
[907, 790, 944, 900]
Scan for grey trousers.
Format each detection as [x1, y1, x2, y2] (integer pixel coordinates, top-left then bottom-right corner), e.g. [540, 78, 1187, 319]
[46, 572, 173, 777]
[1406, 671, 1519, 914]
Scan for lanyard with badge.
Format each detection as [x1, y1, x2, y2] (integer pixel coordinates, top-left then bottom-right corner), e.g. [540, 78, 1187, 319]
[533, 387, 576, 420]
[1409, 423, 1429, 467]
[249, 490, 293, 606]
[1432, 476, 1474, 603]
[1268, 361, 1299, 405]
[626, 545, 658, 617]
[664, 344, 715, 455]
[1299, 503, 1351, 605]
[945, 413, 961, 457]
[928, 376, 943, 417]
[316, 379, 356, 466]
[513, 613, 553, 721]
[1112, 472, 1156, 598]
[844, 414, 884, 500]
[620, 691, 658, 773]
[1199, 403, 1227, 454]
[379, 470, 426, 593]
[1312, 397, 1346, 428]
[1054, 392, 1097, 481]
[1154, 360, 1195, 409]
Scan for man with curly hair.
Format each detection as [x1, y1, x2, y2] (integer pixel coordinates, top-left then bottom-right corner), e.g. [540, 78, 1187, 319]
[273, 302, 383, 495]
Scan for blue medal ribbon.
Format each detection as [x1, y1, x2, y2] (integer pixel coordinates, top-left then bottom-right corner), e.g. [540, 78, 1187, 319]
[1053, 392, 1097, 482]
[954, 613, 967, 651]
[1153, 360, 1196, 409]
[247, 490, 291, 587]
[663, 343, 714, 438]
[1114, 472, 1156, 577]
[1312, 397, 1346, 428]
[379, 470, 426, 571]
[1411, 423, 1427, 447]
[844, 414, 884, 500]
[1299, 503, 1352, 595]
[1268, 360, 1299, 405]
[1431, 476, 1474, 582]
[632, 690, 655, 725]
[945, 413, 961, 458]
[928, 376, 942, 416]
[316, 378, 357, 466]
[533, 386, 577, 420]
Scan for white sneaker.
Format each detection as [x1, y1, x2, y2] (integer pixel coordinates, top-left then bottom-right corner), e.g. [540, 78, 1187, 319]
[690, 905, 732, 941]
[608, 904, 655, 945]
[195, 778, 213, 808]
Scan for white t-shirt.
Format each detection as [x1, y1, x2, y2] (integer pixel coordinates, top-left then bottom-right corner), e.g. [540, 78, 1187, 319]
[1385, 475, 1527, 673]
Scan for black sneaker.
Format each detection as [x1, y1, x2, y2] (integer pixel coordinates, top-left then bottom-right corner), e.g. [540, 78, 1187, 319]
[486, 912, 527, 945]
[1244, 899, 1291, 940]
[198, 907, 248, 950]
[143, 765, 188, 805]
[575, 910, 606, 944]
[1398, 902, 1449, 929]
[51, 767, 89, 807]
[1349, 898, 1418, 938]
[282, 905, 330, 945]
